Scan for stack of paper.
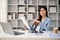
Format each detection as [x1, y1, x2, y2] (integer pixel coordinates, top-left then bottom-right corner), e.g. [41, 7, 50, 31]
[32, 0, 37, 4]
[28, 7, 35, 12]
[28, 0, 32, 5]
[50, 7, 56, 13]
[49, 14, 57, 20]
[27, 14, 33, 20]
[38, 0, 47, 5]
[49, 0, 56, 5]
[19, 0, 25, 5]
[42, 0, 47, 5]
[51, 21, 57, 27]
[38, 0, 42, 5]
[8, 15, 12, 19]
[18, 14, 25, 19]
[19, 7, 25, 12]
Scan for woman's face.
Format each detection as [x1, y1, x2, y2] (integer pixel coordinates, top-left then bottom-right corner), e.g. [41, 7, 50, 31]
[40, 8, 47, 17]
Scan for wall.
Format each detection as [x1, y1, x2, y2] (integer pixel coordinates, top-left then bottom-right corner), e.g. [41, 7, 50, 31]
[0, 0, 7, 22]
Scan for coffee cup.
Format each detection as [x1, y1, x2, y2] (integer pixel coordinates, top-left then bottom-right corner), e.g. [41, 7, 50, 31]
[53, 27, 58, 34]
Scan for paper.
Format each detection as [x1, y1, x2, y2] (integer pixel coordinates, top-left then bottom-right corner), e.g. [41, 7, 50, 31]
[21, 17, 30, 29]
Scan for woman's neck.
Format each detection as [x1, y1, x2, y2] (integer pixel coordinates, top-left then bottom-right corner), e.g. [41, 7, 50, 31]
[42, 16, 46, 19]
[41, 16, 46, 22]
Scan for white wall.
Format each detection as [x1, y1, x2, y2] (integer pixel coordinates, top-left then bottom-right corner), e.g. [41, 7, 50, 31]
[0, 0, 7, 22]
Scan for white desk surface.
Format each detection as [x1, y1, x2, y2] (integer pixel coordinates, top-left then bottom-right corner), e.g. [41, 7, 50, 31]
[0, 29, 60, 38]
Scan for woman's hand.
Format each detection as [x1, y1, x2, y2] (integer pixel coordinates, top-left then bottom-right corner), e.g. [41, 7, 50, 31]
[32, 19, 40, 25]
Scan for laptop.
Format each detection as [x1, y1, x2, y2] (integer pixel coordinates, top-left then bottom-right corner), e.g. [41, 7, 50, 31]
[0, 22, 24, 35]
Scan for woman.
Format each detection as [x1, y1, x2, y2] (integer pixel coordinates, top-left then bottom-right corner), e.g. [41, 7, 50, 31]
[31, 6, 52, 32]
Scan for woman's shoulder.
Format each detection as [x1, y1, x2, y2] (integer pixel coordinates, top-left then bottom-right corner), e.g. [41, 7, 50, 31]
[46, 17, 51, 21]
[46, 17, 51, 19]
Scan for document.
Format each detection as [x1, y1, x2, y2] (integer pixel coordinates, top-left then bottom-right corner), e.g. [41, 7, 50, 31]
[21, 17, 30, 29]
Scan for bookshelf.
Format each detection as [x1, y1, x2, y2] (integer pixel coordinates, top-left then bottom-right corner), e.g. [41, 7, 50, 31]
[7, 0, 60, 28]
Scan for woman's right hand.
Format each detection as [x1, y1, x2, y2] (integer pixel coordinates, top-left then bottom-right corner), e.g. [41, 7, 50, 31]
[32, 19, 40, 25]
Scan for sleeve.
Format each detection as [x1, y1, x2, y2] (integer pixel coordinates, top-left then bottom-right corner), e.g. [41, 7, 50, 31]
[44, 18, 52, 31]
[40, 18, 52, 31]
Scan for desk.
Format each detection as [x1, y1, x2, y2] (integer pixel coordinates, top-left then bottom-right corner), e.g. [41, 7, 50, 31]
[0, 29, 60, 38]
[0, 30, 60, 40]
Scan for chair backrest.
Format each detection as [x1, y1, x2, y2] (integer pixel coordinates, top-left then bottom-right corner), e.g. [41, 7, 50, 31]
[0, 22, 14, 35]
